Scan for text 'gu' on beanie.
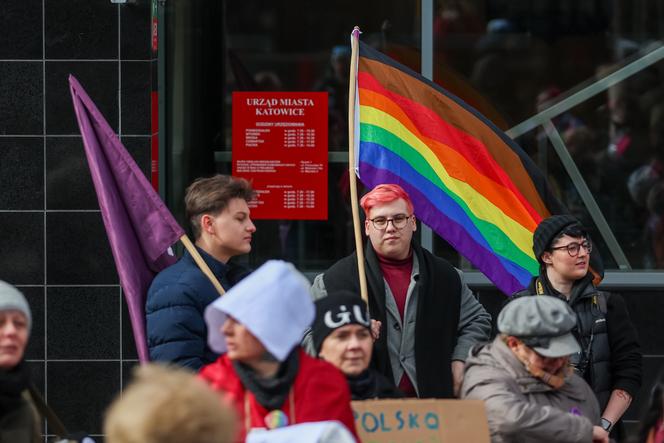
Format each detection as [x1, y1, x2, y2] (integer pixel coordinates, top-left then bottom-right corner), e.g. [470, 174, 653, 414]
[312, 291, 370, 354]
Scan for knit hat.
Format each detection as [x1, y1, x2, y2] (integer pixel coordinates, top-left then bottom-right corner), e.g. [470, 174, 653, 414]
[532, 215, 580, 262]
[205, 260, 315, 362]
[0, 280, 32, 333]
[498, 296, 580, 358]
[311, 291, 371, 353]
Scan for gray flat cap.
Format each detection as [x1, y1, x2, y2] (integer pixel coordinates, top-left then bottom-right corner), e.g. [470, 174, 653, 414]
[498, 295, 580, 358]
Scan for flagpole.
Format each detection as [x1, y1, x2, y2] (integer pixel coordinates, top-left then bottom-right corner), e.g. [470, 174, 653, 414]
[179, 234, 226, 295]
[348, 26, 369, 305]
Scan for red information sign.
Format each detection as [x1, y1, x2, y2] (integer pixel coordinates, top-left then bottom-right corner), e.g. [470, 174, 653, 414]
[232, 92, 328, 219]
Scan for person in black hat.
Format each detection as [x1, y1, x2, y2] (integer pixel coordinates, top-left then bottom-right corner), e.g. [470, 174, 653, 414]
[312, 291, 403, 400]
[461, 296, 607, 443]
[308, 184, 491, 399]
[515, 214, 642, 440]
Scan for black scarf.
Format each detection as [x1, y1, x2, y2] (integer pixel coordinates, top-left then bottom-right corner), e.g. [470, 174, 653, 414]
[346, 369, 375, 400]
[346, 369, 404, 400]
[0, 361, 30, 414]
[324, 239, 461, 398]
[233, 350, 299, 411]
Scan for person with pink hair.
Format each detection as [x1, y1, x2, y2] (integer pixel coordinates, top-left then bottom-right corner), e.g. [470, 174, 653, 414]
[307, 184, 491, 399]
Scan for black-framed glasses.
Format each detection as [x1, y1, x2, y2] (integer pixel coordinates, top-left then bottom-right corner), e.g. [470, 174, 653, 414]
[369, 214, 412, 230]
[550, 240, 592, 257]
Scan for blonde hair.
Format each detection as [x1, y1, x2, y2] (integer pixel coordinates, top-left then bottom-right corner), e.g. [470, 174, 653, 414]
[104, 364, 236, 443]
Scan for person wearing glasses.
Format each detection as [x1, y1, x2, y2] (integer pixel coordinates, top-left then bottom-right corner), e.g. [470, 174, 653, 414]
[462, 296, 608, 443]
[515, 214, 642, 441]
[307, 184, 491, 399]
[146, 175, 257, 370]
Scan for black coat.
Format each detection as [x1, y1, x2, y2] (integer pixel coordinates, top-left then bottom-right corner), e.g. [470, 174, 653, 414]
[323, 239, 461, 398]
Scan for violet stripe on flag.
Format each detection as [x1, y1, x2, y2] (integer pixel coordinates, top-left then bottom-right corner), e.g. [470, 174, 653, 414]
[69, 75, 184, 362]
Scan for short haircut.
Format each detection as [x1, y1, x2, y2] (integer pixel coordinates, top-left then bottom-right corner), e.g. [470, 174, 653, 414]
[104, 364, 236, 443]
[547, 223, 588, 251]
[359, 184, 414, 217]
[185, 175, 255, 239]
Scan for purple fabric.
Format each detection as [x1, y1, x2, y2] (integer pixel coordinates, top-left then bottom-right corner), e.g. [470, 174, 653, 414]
[69, 75, 184, 362]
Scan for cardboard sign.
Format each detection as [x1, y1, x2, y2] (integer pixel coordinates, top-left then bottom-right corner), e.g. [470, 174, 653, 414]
[232, 92, 328, 220]
[352, 399, 490, 443]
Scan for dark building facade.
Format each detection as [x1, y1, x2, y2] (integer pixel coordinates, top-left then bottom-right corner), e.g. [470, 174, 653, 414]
[0, 0, 151, 437]
[1, 0, 664, 440]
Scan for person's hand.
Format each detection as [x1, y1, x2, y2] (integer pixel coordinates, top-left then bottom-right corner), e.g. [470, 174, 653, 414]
[451, 360, 465, 398]
[592, 426, 609, 443]
[370, 319, 381, 341]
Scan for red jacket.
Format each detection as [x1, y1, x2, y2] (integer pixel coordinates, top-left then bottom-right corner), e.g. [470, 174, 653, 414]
[200, 348, 358, 442]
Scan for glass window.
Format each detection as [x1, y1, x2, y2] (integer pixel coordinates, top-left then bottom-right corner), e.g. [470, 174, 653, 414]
[162, 0, 420, 271]
[432, 0, 664, 271]
[161, 0, 664, 273]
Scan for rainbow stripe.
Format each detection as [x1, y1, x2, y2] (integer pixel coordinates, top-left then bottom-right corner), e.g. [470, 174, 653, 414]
[355, 42, 562, 294]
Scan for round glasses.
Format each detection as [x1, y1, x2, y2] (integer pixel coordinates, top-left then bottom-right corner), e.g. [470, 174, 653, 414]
[368, 214, 412, 230]
[550, 240, 592, 257]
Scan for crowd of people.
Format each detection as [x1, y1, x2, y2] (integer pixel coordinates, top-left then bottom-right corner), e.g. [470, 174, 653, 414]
[1, 175, 662, 442]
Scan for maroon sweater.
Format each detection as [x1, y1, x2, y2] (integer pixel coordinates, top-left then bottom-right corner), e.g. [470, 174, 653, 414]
[377, 251, 417, 396]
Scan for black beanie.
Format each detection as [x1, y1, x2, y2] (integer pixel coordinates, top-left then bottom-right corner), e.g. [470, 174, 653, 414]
[532, 214, 580, 262]
[312, 291, 371, 354]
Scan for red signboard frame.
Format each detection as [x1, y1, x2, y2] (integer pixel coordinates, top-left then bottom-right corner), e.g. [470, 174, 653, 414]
[232, 91, 328, 220]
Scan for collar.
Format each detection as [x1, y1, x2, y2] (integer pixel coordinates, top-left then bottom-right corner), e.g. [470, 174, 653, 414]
[369, 239, 421, 276]
[568, 274, 596, 304]
[0, 361, 30, 399]
[376, 249, 413, 266]
[490, 338, 560, 394]
[534, 273, 595, 304]
[346, 369, 374, 400]
[184, 246, 231, 281]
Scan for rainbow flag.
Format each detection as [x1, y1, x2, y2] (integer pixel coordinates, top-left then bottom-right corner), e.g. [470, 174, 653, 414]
[354, 41, 564, 295]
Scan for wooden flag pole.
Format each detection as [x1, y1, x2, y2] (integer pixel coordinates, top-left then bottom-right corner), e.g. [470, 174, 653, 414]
[347, 26, 369, 305]
[179, 234, 226, 296]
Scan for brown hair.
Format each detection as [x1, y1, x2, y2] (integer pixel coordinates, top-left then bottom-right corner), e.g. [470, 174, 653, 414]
[185, 175, 255, 239]
[104, 364, 236, 443]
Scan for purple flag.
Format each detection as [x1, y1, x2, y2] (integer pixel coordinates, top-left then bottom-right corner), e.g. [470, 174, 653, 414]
[69, 75, 184, 362]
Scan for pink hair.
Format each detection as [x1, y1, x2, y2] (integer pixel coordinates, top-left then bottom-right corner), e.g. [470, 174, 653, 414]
[360, 184, 414, 217]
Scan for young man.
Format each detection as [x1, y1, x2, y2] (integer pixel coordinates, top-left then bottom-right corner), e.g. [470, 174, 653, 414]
[309, 184, 492, 398]
[146, 174, 256, 370]
[462, 296, 608, 443]
[515, 214, 642, 440]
